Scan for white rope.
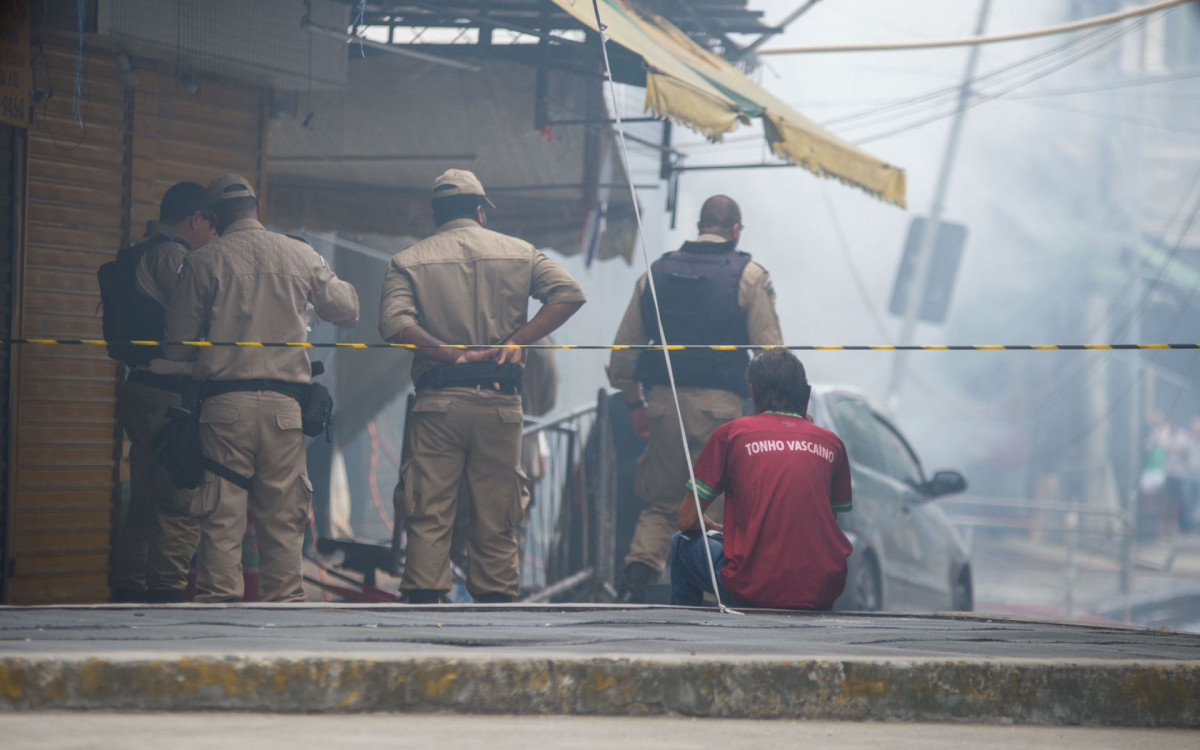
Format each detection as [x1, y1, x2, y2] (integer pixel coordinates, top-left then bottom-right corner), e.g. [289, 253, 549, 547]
[757, 0, 1189, 55]
[588, 0, 740, 616]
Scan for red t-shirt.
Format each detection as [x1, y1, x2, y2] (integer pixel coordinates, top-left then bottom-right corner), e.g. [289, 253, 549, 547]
[688, 412, 853, 609]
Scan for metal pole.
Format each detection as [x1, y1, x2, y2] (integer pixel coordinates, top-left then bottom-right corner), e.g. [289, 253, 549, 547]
[1066, 503, 1080, 620]
[521, 567, 595, 603]
[593, 389, 617, 599]
[885, 0, 992, 412]
[1121, 2, 1154, 623]
[1120, 248, 1141, 616]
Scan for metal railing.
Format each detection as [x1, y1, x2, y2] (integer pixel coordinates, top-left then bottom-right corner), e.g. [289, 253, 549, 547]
[518, 393, 603, 599]
[942, 494, 1133, 620]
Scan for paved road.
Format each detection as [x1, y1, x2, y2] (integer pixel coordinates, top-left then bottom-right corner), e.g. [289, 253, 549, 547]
[3, 604, 1199, 661]
[2, 713, 1196, 750]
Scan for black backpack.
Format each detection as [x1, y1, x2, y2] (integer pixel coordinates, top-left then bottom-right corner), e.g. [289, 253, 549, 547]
[97, 236, 171, 366]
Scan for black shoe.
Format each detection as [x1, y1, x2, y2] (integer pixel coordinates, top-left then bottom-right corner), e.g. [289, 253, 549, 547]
[475, 592, 515, 604]
[615, 562, 655, 604]
[110, 587, 147, 604]
[403, 589, 442, 604]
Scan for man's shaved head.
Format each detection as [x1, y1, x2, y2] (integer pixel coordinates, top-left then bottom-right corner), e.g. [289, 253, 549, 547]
[697, 195, 742, 239]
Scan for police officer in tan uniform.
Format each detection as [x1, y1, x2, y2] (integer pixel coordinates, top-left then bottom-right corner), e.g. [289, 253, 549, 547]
[379, 169, 585, 604]
[165, 174, 360, 603]
[448, 339, 559, 575]
[111, 181, 214, 603]
[608, 195, 782, 602]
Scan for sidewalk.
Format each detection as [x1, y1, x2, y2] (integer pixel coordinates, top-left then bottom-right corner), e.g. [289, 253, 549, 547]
[1, 605, 1198, 726]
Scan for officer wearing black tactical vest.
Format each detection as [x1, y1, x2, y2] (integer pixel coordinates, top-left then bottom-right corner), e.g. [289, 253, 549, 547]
[98, 181, 214, 602]
[607, 195, 783, 603]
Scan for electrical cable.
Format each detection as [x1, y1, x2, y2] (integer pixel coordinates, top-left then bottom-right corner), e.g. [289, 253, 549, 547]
[853, 20, 1145, 145]
[588, 0, 737, 614]
[73, 0, 85, 123]
[999, 96, 1200, 136]
[825, 23, 1125, 130]
[1023, 184, 1200, 469]
[1007, 69, 1200, 99]
[756, 0, 1192, 55]
[1014, 169, 1200, 418]
[816, 180, 1007, 416]
[674, 19, 1148, 160]
[819, 182, 894, 343]
[709, 70, 1200, 118]
[687, 26, 1124, 149]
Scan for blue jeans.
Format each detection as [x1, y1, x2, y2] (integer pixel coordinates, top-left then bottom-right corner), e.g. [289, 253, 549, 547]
[669, 531, 746, 607]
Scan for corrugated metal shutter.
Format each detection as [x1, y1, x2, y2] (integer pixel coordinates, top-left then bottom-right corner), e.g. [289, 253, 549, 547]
[129, 70, 265, 232]
[0, 126, 19, 605]
[7, 38, 127, 604]
[6, 40, 266, 604]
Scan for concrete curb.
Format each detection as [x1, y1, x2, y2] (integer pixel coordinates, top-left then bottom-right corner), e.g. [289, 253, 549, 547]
[1, 655, 1197, 727]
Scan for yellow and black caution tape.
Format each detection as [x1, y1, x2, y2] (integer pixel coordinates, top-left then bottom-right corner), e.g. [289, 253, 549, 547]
[1, 339, 1198, 352]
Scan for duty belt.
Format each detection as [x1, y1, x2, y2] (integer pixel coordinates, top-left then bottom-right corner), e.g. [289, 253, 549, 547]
[200, 378, 308, 404]
[416, 361, 522, 395]
[127, 369, 195, 396]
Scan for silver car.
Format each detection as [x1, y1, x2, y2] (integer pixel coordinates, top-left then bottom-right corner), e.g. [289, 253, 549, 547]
[810, 386, 973, 612]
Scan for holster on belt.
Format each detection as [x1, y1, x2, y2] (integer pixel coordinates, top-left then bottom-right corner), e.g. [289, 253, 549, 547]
[200, 378, 332, 438]
[153, 376, 332, 492]
[416, 361, 523, 394]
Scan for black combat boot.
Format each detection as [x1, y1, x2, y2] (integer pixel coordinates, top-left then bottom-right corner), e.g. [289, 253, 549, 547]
[615, 562, 655, 604]
[403, 589, 442, 604]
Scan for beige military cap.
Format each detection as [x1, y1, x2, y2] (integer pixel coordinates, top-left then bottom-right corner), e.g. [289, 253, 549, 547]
[206, 173, 258, 208]
[431, 168, 496, 208]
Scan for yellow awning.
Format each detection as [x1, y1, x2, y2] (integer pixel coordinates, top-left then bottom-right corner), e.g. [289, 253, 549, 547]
[550, 0, 907, 208]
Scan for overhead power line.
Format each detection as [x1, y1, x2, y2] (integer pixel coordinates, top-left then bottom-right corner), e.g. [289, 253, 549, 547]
[850, 19, 1146, 144]
[679, 19, 1146, 156]
[830, 23, 1130, 132]
[757, 0, 1192, 55]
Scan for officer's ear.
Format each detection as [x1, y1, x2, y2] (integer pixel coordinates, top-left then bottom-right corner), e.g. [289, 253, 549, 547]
[475, 204, 487, 227]
[731, 222, 743, 243]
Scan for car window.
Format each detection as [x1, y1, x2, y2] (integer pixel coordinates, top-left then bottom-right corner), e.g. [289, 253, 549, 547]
[828, 397, 885, 474]
[874, 415, 925, 487]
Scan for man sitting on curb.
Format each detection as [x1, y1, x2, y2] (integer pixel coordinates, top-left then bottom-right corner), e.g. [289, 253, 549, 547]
[670, 349, 854, 609]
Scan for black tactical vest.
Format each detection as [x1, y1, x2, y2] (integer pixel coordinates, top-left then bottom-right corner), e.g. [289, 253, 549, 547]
[633, 240, 752, 397]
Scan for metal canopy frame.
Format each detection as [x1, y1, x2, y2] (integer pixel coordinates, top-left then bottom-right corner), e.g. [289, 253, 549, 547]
[332, 1, 780, 66]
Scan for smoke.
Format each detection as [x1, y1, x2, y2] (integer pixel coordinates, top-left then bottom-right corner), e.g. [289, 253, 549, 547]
[552, 0, 1200, 510]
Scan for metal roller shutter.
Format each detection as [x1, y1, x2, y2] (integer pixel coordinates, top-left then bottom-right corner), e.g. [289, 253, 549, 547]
[7, 37, 127, 604]
[129, 69, 265, 233]
[5, 39, 266, 604]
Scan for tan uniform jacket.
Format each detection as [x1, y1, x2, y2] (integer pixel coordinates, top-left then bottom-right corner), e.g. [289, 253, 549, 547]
[607, 235, 783, 398]
[378, 218, 586, 384]
[136, 222, 190, 307]
[165, 218, 360, 382]
[134, 222, 194, 377]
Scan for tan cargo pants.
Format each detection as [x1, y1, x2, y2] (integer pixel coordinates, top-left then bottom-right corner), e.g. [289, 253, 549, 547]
[626, 386, 743, 578]
[112, 380, 201, 596]
[396, 387, 525, 598]
[193, 390, 311, 603]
